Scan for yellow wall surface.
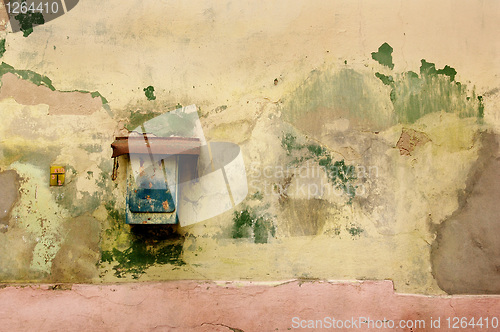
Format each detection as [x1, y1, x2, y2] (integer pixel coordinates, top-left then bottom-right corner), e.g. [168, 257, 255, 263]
[0, 0, 499, 295]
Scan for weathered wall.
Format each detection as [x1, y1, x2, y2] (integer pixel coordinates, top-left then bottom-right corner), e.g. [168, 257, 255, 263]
[0, 0, 499, 295]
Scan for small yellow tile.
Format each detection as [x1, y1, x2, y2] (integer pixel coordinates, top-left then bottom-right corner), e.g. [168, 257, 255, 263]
[50, 166, 65, 186]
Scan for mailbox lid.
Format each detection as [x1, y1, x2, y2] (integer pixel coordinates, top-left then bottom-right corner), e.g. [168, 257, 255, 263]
[111, 136, 201, 158]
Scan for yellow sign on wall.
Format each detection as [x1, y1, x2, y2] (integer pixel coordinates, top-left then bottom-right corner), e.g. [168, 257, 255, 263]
[50, 166, 65, 186]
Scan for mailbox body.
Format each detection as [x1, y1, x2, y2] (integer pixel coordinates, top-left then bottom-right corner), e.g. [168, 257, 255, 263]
[111, 136, 200, 225]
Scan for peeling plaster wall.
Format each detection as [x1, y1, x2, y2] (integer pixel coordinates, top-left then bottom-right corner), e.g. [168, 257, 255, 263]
[0, 0, 499, 295]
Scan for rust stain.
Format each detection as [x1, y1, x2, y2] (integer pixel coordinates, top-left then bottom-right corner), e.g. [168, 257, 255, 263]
[396, 128, 431, 156]
[162, 200, 169, 210]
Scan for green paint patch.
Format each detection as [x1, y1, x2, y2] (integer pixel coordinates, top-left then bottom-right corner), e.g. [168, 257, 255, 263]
[128, 107, 199, 137]
[232, 206, 275, 244]
[250, 191, 264, 201]
[420, 60, 457, 81]
[103, 201, 126, 235]
[55, 185, 102, 217]
[477, 96, 484, 120]
[2, 144, 61, 172]
[0, 62, 108, 109]
[318, 156, 357, 204]
[100, 250, 113, 263]
[79, 144, 103, 153]
[14, 6, 45, 37]
[90, 91, 108, 105]
[375, 72, 393, 86]
[372, 43, 483, 124]
[125, 110, 162, 131]
[0, 39, 6, 58]
[0, 62, 55, 90]
[52, 162, 113, 217]
[214, 105, 227, 113]
[0, 62, 109, 108]
[143, 86, 156, 101]
[371, 42, 394, 69]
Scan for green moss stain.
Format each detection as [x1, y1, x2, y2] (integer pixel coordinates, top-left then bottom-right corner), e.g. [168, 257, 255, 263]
[346, 224, 364, 237]
[100, 202, 185, 279]
[232, 208, 253, 238]
[143, 86, 156, 101]
[281, 67, 394, 130]
[102, 242, 185, 279]
[318, 157, 357, 204]
[306, 144, 327, 157]
[14, 3, 45, 37]
[0, 39, 6, 58]
[371, 42, 394, 69]
[281, 133, 303, 155]
[371, 43, 483, 124]
[280, 133, 357, 203]
[105, 201, 125, 226]
[100, 250, 113, 263]
[232, 206, 275, 244]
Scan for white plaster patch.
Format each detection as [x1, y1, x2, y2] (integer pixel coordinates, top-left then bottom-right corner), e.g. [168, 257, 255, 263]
[9, 162, 69, 274]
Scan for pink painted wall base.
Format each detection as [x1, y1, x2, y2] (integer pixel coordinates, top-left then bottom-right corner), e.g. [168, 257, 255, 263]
[1, 280, 499, 331]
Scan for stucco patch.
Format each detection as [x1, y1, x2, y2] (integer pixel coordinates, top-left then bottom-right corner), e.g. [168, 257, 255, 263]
[0, 73, 102, 115]
[50, 215, 101, 282]
[0, 169, 20, 226]
[432, 132, 500, 294]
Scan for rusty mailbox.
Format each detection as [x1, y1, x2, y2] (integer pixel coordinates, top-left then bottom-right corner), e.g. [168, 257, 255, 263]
[111, 135, 200, 224]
